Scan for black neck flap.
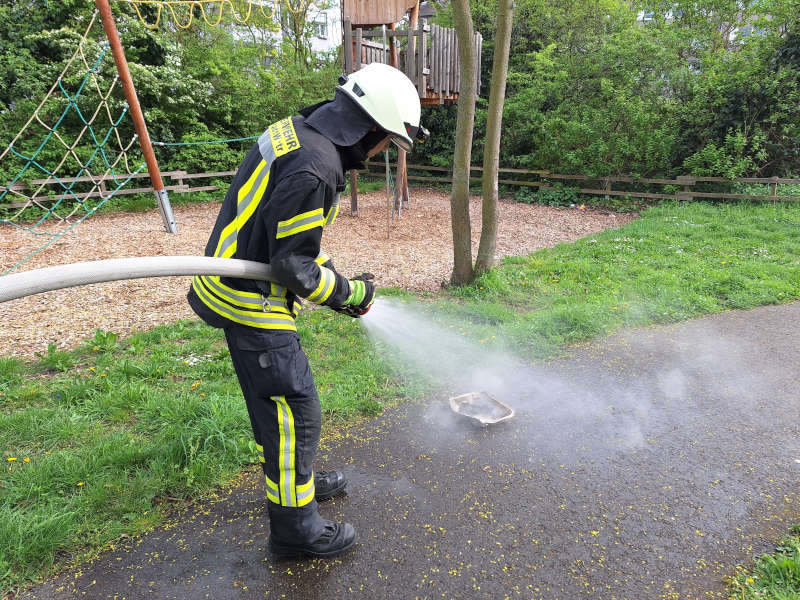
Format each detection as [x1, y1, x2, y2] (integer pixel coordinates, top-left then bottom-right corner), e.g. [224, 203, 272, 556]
[303, 90, 377, 147]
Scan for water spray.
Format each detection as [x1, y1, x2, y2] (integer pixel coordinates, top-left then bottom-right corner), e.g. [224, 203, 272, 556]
[361, 298, 518, 425]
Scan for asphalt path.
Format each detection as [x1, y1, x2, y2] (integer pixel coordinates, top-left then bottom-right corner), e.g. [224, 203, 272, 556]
[19, 303, 800, 599]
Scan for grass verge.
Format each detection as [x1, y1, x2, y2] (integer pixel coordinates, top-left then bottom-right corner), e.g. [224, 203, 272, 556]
[728, 528, 800, 599]
[0, 313, 408, 595]
[1, 200, 800, 593]
[443, 200, 800, 358]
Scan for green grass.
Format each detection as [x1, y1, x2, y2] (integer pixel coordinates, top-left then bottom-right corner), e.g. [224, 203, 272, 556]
[728, 529, 800, 599]
[2, 200, 800, 593]
[443, 201, 800, 358]
[0, 314, 410, 594]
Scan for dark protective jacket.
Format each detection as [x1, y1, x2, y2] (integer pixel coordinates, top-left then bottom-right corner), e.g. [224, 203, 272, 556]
[187, 112, 362, 332]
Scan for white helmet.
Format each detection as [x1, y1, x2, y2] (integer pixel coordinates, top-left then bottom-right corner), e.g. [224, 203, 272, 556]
[337, 63, 428, 153]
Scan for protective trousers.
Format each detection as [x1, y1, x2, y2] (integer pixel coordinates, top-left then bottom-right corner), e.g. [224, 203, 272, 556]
[224, 325, 325, 544]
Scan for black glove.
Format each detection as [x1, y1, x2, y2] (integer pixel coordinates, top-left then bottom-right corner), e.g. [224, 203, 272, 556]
[338, 272, 375, 317]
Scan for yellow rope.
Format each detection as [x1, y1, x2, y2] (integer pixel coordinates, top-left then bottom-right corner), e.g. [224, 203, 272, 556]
[122, 0, 295, 29]
[283, 0, 307, 15]
[128, 1, 162, 29]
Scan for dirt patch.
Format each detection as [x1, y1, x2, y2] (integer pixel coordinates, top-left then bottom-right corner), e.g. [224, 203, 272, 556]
[0, 189, 634, 358]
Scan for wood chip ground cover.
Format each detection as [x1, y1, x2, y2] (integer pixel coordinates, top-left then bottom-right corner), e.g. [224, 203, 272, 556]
[0, 189, 634, 358]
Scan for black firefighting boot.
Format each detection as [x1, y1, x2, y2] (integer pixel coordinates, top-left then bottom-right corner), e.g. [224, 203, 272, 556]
[267, 500, 356, 558]
[314, 470, 347, 500]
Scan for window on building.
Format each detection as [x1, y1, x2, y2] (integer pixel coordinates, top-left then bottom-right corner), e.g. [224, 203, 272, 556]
[313, 15, 328, 39]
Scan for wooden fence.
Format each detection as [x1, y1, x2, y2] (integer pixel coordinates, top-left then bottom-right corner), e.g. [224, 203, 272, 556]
[362, 163, 800, 203]
[0, 170, 228, 210]
[2, 165, 798, 211]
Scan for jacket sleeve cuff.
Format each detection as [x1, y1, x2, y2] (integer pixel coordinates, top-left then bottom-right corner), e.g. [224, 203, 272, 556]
[300, 265, 350, 307]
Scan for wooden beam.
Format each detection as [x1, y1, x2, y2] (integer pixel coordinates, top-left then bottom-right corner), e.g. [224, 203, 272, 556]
[350, 170, 359, 215]
[417, 17, 425, 97]
[360, 29, 421, 38]
[355, 27, 363, 69]
[389, 24, 398, 67]
[343, 18, 353, 73]
[342, 0, 417, 28]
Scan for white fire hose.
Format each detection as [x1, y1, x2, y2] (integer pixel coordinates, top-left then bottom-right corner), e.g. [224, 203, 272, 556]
[0, 256, 276, 303]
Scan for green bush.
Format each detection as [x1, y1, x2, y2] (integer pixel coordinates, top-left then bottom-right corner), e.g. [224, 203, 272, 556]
[514, 185, 581, 207]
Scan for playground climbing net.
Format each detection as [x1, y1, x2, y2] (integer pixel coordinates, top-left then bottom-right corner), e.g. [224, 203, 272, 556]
[124, 0, 310, 29]
[0, 11, 145, 275]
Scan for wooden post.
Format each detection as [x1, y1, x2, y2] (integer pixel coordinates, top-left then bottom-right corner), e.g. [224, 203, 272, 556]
[350, 170, 359, 216]
[344, 19, 357, 214]
[439, 25, 444, 96]
[400, 0, 419, 207]
[355, 27, 363, 69]
[447, 29, 457, 96]
[476, 32, 482, 93]
[389, 23, 399, 66]
[406, 24, 414, 82]
[455, 29, 461, 92]
[431, 24, 438, 95]
[444, 27, 450, 96]
[95, 0, 176, 232]
[417, 18, 425, 98]
[676, 175, 695, 201]
[436, 24, 442, 96]
[343, 18, 353, 73]
[402, 161, 409, 206]
[439, 24, 444, 96]
[387, 23, 406, 216]
[771, 176, 778, 199]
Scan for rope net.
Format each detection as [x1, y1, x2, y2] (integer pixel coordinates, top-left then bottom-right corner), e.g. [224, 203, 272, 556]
[0, 12, 145, 275]
[122, 0, 310, 29]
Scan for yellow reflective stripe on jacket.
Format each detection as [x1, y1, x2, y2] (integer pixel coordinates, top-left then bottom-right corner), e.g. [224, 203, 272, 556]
[214, 159, 270, 259]
[267, 282, 302, 317]
[191, 277, 297, 331]
[306, 266, 335, 304]
[195, 275, 295, 315]
[197, 275, 262, 309]
[324, 197, 340, 226]
[276, 208, 324, 239]
[314, 250, 331, 265]
[194, 118, 305, 330]
[274, 396, 297, 507]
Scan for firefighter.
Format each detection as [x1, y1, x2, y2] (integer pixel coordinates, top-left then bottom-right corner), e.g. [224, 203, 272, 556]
[187, 63, 427, 558]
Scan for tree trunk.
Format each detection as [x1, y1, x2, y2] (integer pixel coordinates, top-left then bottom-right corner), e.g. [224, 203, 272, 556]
[474, 0, 514, 276]
[449, 0, 477, 285]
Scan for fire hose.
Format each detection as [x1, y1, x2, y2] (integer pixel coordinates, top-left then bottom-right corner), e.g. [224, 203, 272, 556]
[0, 256, 276, 303]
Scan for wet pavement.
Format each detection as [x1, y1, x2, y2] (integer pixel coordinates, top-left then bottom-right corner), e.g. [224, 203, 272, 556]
[19, 303, 800, 599]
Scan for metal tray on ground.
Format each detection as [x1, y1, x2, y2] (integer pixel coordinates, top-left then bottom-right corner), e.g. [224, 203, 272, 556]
[449, 391, 515, 426]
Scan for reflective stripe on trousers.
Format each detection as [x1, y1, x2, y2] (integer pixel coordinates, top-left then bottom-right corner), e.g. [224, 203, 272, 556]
[224, 326, 320, 511]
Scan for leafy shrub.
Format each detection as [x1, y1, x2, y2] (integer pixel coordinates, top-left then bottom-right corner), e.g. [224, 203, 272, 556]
[514, 185, 581, 207]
